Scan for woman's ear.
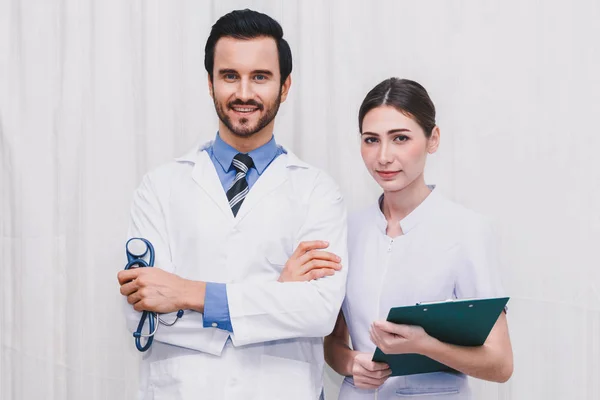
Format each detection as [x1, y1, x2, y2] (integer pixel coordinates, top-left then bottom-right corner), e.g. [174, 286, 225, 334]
[427, 126, 440, 154]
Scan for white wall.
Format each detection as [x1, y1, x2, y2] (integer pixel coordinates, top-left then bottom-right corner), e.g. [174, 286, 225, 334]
[1, 0, 599, 399]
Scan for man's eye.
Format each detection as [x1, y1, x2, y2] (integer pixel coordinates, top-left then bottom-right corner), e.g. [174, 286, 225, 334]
[224, 74, 237, 80]
[254, 75, 267, 81]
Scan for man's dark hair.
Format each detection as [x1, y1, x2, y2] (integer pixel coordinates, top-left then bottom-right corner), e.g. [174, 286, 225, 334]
[204, 9, 293, 85]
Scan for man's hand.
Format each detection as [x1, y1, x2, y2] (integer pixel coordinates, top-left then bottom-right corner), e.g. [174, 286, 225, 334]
[278, 240, 342, 282]
[369, 320, 433, 355]
[350, 352, 391, 389]
[117, 268, 206, 313]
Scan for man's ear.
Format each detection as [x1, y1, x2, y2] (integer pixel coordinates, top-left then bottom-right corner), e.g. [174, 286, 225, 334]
[207, 74, 214, 99]
[280, 75, 292, 103]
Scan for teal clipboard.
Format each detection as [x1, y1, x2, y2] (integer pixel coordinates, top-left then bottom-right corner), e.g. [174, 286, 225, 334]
[372, 297, 509, 377]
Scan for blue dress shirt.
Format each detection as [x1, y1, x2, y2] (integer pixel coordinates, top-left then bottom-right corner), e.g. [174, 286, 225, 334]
[203, 133, 285, 332]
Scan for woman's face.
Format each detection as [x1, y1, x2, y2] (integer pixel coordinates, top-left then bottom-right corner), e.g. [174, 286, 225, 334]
[360, 105, 439, 193]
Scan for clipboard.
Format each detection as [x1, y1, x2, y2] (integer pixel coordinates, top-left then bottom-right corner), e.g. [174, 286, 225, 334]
[372, 297, 509, 376]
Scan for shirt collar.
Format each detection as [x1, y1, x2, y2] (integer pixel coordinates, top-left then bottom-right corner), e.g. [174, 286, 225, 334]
[374, 185, 440, 234]
[212, 132, 279, 175]
[175, 140, 307, 169]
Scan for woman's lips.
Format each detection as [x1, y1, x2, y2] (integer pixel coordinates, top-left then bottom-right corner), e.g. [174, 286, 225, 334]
[376, 170, 401, 179]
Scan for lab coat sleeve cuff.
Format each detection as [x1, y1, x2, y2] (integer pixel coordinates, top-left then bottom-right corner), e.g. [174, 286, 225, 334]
[203, 282, 234, 332]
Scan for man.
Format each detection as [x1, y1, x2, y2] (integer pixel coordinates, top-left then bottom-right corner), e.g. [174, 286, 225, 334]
[117, 9, 347, 400]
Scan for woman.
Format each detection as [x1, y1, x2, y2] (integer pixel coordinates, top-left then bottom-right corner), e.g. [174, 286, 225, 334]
[324, 78, 513, 399]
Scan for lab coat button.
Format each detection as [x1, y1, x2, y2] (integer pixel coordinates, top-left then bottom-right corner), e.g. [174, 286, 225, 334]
[211, 322, 218, 328]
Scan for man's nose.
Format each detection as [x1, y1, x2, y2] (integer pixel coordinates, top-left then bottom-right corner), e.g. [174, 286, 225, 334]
[235, 78, 254, 102]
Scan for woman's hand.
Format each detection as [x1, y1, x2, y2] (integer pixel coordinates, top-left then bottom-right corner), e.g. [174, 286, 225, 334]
[369, 321, 433, 355]
[350, 352, 392, 389]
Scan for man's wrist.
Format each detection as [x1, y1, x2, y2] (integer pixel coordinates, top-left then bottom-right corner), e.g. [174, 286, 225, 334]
[180, 279, 206, 313]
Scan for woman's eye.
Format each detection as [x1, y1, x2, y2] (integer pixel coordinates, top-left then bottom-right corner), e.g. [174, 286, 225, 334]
[394, 135, 409, 142]
[364, 137, 378, 144]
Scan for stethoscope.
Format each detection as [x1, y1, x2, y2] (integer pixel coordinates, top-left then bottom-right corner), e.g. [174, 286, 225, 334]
[124, 237, 184, 352]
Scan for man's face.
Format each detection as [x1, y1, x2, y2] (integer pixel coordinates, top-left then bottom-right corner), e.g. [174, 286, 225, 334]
[209, 36, 290, 138]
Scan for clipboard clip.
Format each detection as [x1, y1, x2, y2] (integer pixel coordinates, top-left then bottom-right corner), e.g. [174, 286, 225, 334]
[416, 297, 477, 306]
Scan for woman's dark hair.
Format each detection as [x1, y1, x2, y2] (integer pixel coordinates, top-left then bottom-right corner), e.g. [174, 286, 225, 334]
[204, 9, 292, 85]
[358, 78, 436, 137]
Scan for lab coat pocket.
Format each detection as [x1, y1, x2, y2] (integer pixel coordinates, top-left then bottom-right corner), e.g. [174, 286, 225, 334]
[396, 372, 463, 397]
[259, 354, 314, 400]
[149, 355, 210, 400]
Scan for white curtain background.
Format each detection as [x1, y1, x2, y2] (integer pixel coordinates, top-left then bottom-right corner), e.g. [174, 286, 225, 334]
[1, 0, 599, 399]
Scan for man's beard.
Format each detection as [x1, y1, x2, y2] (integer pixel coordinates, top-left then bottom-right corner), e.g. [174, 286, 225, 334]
[214, 91, 282, 138]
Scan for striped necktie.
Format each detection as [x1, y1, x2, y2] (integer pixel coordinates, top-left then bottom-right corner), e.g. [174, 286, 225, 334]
[226, 153, 254, 217]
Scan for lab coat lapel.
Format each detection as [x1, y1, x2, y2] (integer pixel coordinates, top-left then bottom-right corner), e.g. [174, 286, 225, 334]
[191, 150, 233, 218]
[233, 155, 288, 223]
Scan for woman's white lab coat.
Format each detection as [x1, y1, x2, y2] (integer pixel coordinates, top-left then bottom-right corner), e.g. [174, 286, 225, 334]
[123, 141, 348, 400]
[339, 188, 505, 400]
